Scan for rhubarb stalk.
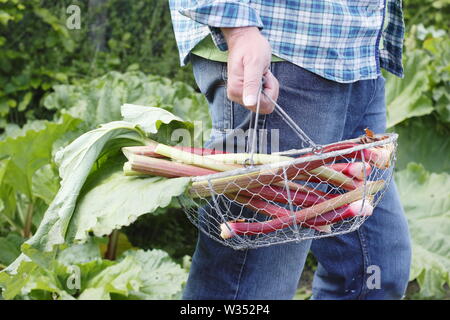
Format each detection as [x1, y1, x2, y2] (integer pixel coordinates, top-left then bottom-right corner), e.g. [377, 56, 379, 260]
[219, 180, 385, 239]
[154, 143, 239, 172]
[325, 162, 372, 180]
[124, 154, 217, 178]
[123, 145, 226, 159]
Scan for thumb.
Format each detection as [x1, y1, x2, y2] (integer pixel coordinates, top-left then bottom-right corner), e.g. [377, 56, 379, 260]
[242, 63, 265, 107]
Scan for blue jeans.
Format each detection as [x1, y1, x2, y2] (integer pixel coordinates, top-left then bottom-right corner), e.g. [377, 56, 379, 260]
[183, 55, 412, 300]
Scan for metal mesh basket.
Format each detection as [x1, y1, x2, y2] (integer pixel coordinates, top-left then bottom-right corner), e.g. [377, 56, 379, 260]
[178, 89, 397, 250]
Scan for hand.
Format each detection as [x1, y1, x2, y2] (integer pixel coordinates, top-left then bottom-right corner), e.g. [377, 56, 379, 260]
[222, 27, 279, 114]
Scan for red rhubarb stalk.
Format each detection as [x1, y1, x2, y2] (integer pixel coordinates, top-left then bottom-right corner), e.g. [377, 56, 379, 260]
[219, 180, 384, 239]
[304, 199, 373, 227]
[189, 155, 335, 197]
[238, 185, 329, 208]
[231, 196, 370, 234]
[333, 146, 393, 169]
[325, 162, 372, 180]
[122, 145, 164, 158]
[297, 141, 393, 170]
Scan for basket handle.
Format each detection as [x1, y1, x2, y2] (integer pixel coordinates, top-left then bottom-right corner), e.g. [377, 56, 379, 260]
[246, 79, 323, 166]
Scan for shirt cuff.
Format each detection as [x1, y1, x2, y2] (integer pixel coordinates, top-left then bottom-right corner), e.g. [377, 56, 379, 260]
[179, 1, 264, 51]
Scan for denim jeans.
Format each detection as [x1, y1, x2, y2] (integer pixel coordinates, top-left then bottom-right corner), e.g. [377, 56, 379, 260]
[183, 54, 412, 300]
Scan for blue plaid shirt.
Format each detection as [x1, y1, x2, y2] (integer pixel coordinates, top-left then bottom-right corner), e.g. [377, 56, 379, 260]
[169, 0, 405, 83]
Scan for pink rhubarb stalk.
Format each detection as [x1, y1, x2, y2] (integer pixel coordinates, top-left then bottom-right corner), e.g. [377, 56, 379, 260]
[325, 162, 372, 180]
[298, 141, 393, 170]
[122, 145, 226, 159]
[238, 185, 329, 208]
[219, 180, 384, 239]
[124, 154, 216, 178]
[304, 199, 373, 227]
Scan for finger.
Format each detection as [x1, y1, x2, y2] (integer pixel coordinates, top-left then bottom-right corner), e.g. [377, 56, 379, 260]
[259, 70, 279, 113]
[247, 70, 278, 114]
[226, 58, 245, 105]
[242, 60, 266, 107]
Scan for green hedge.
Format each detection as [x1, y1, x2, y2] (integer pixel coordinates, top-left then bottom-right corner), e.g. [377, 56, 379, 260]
[0, 0, 194, 130]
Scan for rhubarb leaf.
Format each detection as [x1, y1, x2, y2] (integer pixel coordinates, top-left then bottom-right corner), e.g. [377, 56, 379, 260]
[121, 103, 187, 134]
[56, 238, 104, 266]
[395, 163, 450, 298]
[0, 159, 16, 219]
[0, 233, 23, 266]
[78, 255, 141, 300]
[386, 50, 434, 128]
[392, 116, 450, 173]
[67, 158, 190, 242]
[31, 164, 60, 205]
[0, 246, 186, 300]
[6, 122, 147, 272]
[0, 113, 81, 199]
[122, 249, 188, 300]
[44, 72, 210, 132]
[0, 259, 75, 300]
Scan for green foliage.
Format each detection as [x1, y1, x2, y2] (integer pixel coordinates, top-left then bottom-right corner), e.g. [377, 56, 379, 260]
[394, 115, 450, 174]
[0, 241, 187, 300]
[0, 114, 80, 200]
[0, 71, 208, 300]
[44, 71, 210, 137]
[385, 50, 433, 127]
[0, 233, 23, 266]
[124, 207, 198, 262]
[395, 163, 450, 299]
[69, 159, 190, 243]
[0, 104, 196, 300]
[0, 114, 81, 236]
[385, 21, 450, 299]
[20, 120, 147, 255]
[0, 0, 77, 128]
[0, 0, 448, 301]
[386, 32, 449, 128]
[403, 0, 450, 31]
[0, 0, 195, 130]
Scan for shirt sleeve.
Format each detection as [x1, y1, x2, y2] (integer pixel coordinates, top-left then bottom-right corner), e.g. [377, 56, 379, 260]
[178, 0, 264, 51]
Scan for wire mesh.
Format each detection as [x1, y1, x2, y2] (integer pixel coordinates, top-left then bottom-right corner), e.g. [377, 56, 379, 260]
[179, 133, 397, 250]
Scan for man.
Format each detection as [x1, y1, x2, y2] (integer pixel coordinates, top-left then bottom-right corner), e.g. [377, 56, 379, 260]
[169, 0, 411, 299]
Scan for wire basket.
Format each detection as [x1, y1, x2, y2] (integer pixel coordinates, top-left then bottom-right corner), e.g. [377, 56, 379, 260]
[178, 89, 397, 250]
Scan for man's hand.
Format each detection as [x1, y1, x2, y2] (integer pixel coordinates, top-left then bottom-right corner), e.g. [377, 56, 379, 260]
[222, 27, 279, 114]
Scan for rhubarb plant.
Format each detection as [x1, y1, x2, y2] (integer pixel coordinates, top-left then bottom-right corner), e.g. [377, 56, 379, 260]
[395, 163, 450, 299]
[0, 239, 187, 300]
[2, 105, 194, 275]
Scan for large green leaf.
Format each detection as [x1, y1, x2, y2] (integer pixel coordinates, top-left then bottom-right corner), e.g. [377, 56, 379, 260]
[123, 249, 188, 300]
[121, 103, 186, 134]
[0, 113, 81, 199]
[395, 163, 450, 298]
[78, 255, 141, 300]
[1, 105, 196, 300]
[392, 116, 450, 173]
[386, 50, 434, 128]
[0, 159, 16, 220]
[3, 105, 195, 274]
[0, 233, 23, 266]
[67, 159, 190, 242]
[44, 72, 210, 131]
[31, 164, 60, 205]
[0, 259, 75, 300]
[56, 238, 104, 266]
[0, 247, 186, 300]
[9, 121, 147, 269]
